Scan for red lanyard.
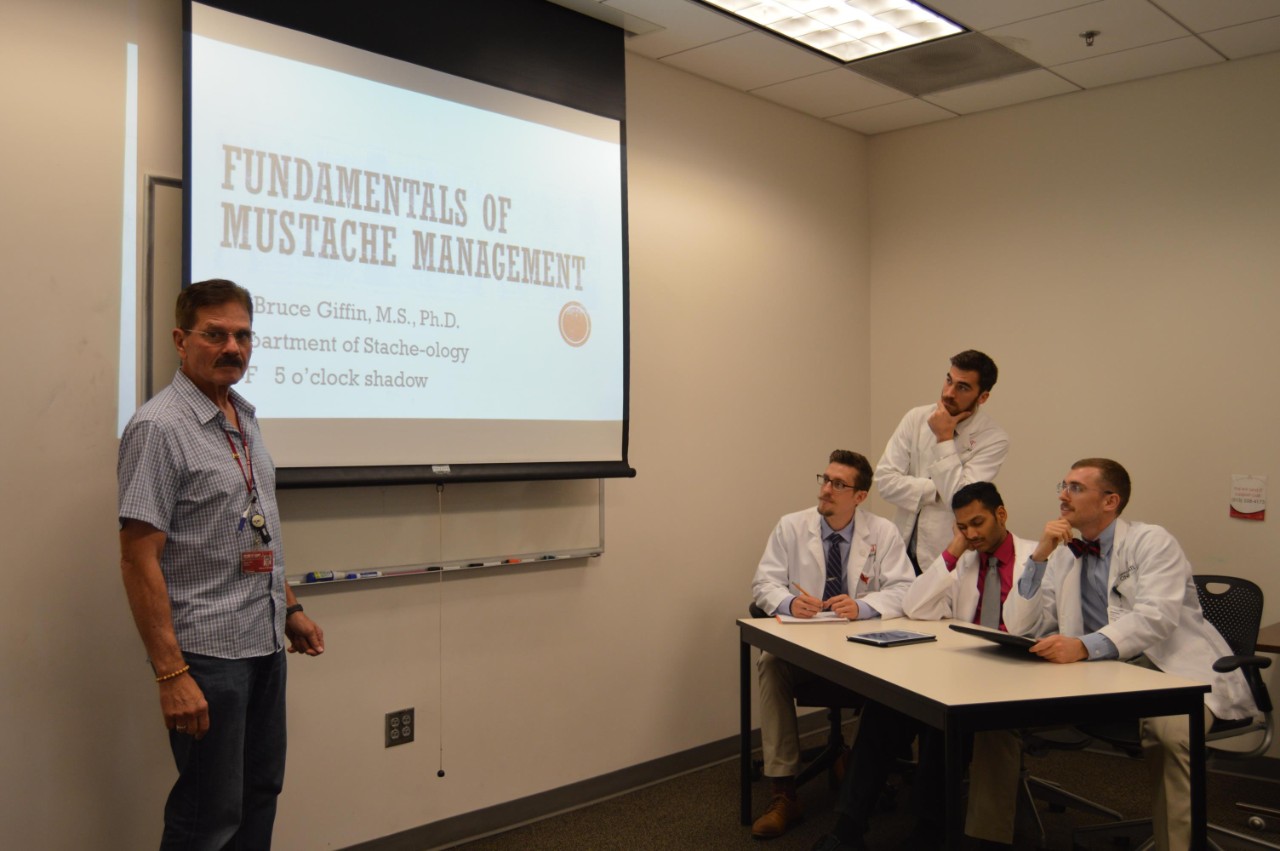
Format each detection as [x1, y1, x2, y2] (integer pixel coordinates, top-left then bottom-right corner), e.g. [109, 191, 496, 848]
[225, 428, 255, 497]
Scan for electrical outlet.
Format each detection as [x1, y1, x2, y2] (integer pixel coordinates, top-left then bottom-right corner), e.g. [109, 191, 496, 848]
[385, 707, 414, 747]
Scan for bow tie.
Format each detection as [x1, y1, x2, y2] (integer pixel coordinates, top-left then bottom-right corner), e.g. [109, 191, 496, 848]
[1067, 538, 1101, 558]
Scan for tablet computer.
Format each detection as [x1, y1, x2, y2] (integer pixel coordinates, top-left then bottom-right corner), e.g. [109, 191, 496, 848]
[847, 630, 938, 647]
[948, 623, 1037, 650]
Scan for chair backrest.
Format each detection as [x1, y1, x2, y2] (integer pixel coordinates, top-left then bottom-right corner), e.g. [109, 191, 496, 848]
[1193, 574, 1263, 657]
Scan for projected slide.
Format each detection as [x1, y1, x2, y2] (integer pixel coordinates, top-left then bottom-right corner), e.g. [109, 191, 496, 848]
[188, 4, 626, 471]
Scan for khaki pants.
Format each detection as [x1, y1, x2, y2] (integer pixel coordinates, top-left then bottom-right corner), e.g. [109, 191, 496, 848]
[757, 651, 810, 777]
[1142, 707, 1214, 851]
[965, 730, 1023, 843]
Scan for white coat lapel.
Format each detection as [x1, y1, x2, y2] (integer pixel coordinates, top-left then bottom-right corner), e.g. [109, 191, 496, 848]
[805, 511, 827, 592]
[850, 508, 873, 591]
[1109, 518, 1131, 588]
[1057, 549, 1085, 636]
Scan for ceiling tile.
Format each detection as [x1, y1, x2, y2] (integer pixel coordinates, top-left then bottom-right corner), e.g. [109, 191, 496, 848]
[1148, 0, 1280, 33]
[925, 0, 1102, 32]
[609, 0, 750, 58]
[660, 30, 837, 91]
[1052, 35, 1223, 87]
[1201, 15, 1280, 59]
[750, 68, 908, 117]
[986, 0, 1191, 67]
[829, 98, 957, 134]
[923, 68, 1080, 113]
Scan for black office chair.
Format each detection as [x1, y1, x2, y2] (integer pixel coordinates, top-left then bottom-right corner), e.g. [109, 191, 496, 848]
[1019, 726, 1123, 845]
[1070, 574, 1275, 851]
[748, 603, 865, 789]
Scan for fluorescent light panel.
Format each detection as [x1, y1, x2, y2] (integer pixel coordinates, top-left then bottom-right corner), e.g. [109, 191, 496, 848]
[705, 0, 963, 62]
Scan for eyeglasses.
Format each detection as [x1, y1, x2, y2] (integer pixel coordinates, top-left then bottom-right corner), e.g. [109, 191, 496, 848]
[1056, 481, 1114, 497]
[817, 474, 861, 493]
[186, 328, 254, 347]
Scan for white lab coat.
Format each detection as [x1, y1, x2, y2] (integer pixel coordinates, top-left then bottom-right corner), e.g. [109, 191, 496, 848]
[1003, 518, 1255, 721]
[875, 404, 1010, 570]
[752, 506, 915, 619]
[904, 533, 1038, 626]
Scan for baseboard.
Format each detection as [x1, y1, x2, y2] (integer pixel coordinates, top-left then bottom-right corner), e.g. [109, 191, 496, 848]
[338, 712, 839, 850]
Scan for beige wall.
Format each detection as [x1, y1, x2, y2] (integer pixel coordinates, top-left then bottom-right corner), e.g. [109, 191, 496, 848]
[0, 1, 868, 847]
[866, 52, 1280, 622]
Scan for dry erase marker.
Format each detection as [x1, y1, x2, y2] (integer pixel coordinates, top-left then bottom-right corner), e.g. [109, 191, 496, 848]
[304, 571, 335, 583]
[343, 570, 382, 580]
[539, 554, 556, 560]
[503, 558, 522, 564]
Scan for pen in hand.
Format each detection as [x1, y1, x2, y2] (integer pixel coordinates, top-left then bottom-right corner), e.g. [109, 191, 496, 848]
[791, 583, 825, 618]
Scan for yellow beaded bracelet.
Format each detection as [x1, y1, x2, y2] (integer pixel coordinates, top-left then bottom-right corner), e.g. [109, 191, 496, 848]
[155, 664, 190, 683]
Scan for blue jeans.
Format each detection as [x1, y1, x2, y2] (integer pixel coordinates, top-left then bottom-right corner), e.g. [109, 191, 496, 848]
[161, 651, 287, 851]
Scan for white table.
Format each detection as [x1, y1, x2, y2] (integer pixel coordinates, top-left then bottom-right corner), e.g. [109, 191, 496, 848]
[738, 616, 1211, 849]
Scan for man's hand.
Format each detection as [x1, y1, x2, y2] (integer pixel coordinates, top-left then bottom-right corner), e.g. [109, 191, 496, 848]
[1029, 634, 1088, 664]
[825, 594, 860, 621]
[927, 401, 972, 442]
[791, 592, 824, 619]
[162, 674, 210, 739]
[945, 525, 971, 559]
[1032, 518, 1074, 562]
[285, 612, 325, 656]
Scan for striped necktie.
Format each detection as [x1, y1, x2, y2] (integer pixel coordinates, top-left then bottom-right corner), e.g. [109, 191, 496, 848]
[823, 533, 844, 600]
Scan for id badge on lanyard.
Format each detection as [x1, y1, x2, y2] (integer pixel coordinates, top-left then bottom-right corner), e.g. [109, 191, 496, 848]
[226, 426, 273, 574]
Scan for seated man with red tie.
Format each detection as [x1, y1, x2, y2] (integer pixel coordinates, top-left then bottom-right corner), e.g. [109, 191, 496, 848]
[811, 481, 1033, 851]
[749, 450, 915, 839]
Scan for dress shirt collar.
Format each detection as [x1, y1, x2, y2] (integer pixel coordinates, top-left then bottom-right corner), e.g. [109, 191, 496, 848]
[820, 514, 854, 546]
[1092, 520, 1116, 560]
[171, 368, 255, 426]
[984, 530, 1016, 572]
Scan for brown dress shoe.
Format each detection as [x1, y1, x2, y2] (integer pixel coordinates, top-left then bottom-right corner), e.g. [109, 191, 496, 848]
[752, 793, 802, 838]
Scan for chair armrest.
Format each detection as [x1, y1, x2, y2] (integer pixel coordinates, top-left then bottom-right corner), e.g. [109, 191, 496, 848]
[1214, 654, 1274, 714]
[1212, 654, 1272, 674]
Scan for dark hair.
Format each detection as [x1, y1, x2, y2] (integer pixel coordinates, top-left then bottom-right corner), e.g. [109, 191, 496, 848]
[1071, 457, 1131, 514]
[950, 349, 998, 393]
[176, 279, 253, 330]
[951, 481, 1004, 513]
[829, 449, 873, 492]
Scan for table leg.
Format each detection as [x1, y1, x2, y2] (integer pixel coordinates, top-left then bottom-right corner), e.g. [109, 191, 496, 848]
[741, 634, 752, 825]
[944, 717, 964, 851]
[1189, 701, 1207, 850]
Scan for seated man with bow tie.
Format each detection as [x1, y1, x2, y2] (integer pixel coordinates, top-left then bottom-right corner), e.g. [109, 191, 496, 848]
[748, 450, 915, 839]
[810, 481, 1033, 851]
[1005, 458, 1257, 851]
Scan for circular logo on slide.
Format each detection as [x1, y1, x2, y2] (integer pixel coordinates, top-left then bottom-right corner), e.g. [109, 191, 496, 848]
[559, 301, 591, 347]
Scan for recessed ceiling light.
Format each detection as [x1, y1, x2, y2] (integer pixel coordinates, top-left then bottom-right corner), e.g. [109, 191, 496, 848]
[701, 0, 964, 63]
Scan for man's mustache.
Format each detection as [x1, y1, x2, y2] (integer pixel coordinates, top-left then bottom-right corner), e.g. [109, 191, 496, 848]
[215, 356, 244, 369]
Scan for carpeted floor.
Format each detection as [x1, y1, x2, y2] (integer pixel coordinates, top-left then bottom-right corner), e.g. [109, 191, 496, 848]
[451, 728, 1280, 851]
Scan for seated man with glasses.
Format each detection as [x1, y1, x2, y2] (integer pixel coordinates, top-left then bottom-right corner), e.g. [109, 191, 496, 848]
[749, 450, 914, 839]
[1006, 458, 1257, 851]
